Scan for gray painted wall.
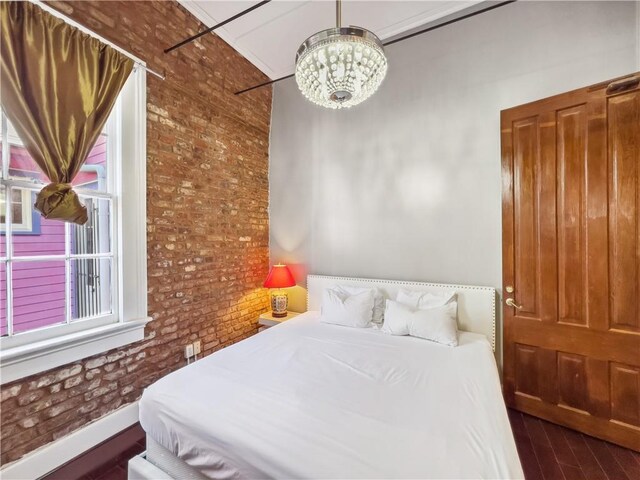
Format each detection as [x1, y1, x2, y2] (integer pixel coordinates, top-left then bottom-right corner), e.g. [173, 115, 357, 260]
[268, 1, 639, 360]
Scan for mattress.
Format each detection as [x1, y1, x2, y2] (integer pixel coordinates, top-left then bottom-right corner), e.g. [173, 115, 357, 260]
[139, 312, 523, 479]
[145, 435, 208, 480]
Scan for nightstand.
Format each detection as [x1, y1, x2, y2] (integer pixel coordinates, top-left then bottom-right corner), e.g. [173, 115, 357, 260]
[258, 311, 300, 329]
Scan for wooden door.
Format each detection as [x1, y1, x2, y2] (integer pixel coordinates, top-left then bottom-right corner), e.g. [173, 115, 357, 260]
[502, 73, 640, 451]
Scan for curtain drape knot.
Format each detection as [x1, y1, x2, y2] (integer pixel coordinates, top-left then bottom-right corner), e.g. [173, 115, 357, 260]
[34, 182, 88, 225]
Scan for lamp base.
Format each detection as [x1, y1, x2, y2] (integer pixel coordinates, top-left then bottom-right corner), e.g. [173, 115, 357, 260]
[270, 290, 289, 318]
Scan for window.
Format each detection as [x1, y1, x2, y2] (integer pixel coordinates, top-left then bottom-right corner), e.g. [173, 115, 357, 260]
[0, 188, 37, 233]
[0, 109, 117, 337]
[0, 67, 149, 384]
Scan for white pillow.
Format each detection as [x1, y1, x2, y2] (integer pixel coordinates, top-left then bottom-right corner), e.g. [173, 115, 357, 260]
[380, 299, 411, 336]
[321, 288, 375, 328]
[335, 285, 385, 324]
[382, 299, 459, 347]
[396, 289, 456, 310]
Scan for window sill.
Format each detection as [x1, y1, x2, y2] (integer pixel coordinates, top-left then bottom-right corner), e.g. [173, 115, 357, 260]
[0, 318, 150, 385]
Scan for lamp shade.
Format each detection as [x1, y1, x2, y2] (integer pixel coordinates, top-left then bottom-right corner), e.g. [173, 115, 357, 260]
[263, 264, 296, 289]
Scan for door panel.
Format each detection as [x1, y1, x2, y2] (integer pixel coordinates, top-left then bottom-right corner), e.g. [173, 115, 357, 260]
[585, 94, 610, 333]
[502, 73, 640, 452]
[514, 343, 540, 398]
[610, 363, 640, 427]
[608, 90, 640, 333]
[557, 352, 589, 413]
[512, 117, 541, 317]
[557, 106, 587, 326]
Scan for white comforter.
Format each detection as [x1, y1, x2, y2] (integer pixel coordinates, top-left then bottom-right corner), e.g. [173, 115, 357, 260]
[140, 312, 523, 479]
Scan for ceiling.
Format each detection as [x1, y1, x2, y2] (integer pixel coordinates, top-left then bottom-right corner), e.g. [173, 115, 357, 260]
[179, 0, 484, 80]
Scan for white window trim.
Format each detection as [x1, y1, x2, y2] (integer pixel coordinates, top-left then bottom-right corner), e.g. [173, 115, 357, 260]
[0, 67, 150, 385]
[0, 320, 148, 384]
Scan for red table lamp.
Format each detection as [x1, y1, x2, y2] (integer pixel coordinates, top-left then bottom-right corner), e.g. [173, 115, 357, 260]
[263, 264, 296, 317]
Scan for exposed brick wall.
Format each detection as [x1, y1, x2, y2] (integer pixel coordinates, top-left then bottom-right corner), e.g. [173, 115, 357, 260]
[0, 0, 272, 465]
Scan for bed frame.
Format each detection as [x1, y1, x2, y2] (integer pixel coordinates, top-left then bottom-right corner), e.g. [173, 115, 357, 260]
[307, 274, 496, 350]
[129, 274, 497, 479]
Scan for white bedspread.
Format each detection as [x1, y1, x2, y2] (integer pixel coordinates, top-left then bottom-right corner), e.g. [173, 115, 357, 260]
[139, 312, 523, 479]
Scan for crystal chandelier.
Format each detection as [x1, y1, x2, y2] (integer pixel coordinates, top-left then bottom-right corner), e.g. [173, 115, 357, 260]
[295, 0, 387, 109]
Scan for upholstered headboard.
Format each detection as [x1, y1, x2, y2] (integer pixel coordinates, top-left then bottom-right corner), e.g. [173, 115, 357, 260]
[307, 275, 496, 351]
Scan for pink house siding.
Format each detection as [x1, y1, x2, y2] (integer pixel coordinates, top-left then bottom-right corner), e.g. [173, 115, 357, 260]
[12, 261, 66, 334]
[0, 263, 5, 335]
[14, 217, 65, 256]
[1, 135, 107, 336]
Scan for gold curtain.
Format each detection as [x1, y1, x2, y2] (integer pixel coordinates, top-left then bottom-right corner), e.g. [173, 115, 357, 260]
[0, 1, 133, 224]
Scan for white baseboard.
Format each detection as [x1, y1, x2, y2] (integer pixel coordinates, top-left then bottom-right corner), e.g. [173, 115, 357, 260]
[1, 401, 139, 480]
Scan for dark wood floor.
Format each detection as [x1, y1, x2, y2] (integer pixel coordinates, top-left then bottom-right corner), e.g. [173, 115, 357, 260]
[507, 409, 640, 480]
[44, 409, 640, 480]
[43, 424, 146, 480]
[79, 438, 145, 480]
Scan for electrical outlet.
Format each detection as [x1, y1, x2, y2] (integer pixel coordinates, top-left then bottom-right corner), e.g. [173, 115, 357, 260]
[193, 340, 202, 355]
[184, 344, 194, 359]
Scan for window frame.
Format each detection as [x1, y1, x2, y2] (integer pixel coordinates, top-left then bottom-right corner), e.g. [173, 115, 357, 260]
[0, 104, 118, 344]
[0, 66, 150, 384]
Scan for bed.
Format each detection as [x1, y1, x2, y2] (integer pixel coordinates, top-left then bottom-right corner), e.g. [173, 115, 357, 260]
[129, 275, 523, 479]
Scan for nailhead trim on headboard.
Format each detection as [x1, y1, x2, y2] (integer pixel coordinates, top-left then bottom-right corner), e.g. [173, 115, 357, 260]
[306, 275, 496, 351]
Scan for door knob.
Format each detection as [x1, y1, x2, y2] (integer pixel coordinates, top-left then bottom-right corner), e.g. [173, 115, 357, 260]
[506, 298, 523, 309]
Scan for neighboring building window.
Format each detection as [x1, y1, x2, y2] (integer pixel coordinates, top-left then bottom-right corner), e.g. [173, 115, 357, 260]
[0, 188, 38, 234]
[0, 67, 149, 384]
